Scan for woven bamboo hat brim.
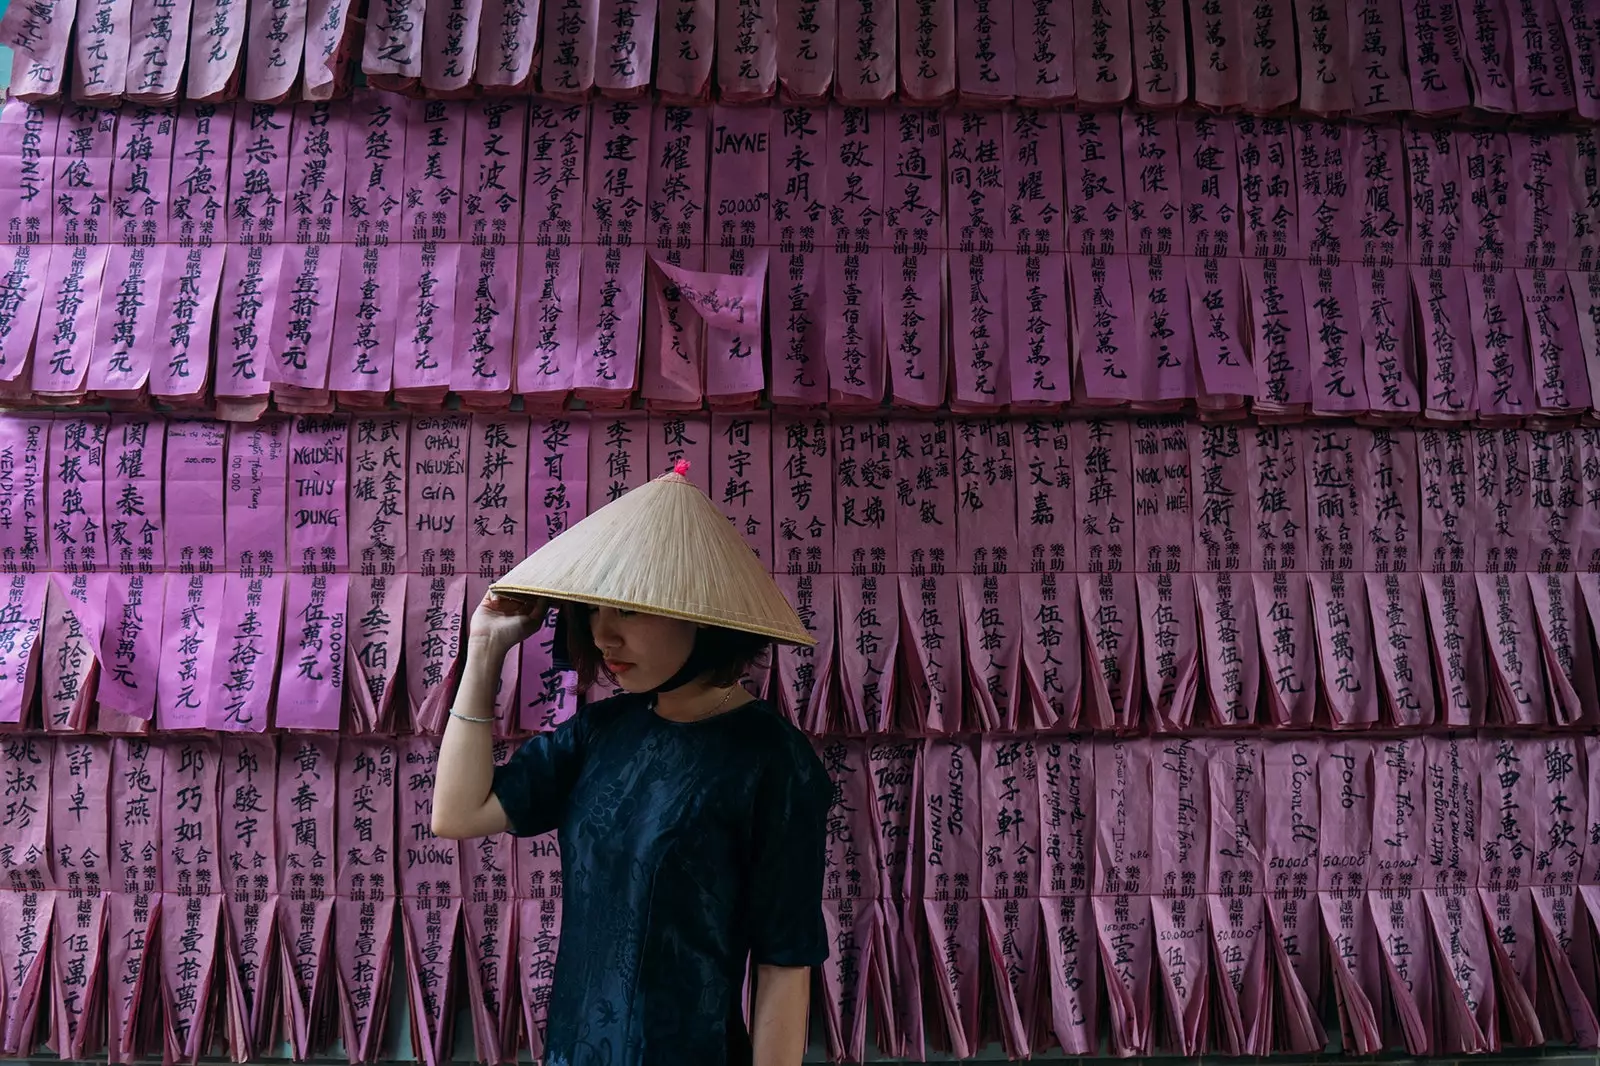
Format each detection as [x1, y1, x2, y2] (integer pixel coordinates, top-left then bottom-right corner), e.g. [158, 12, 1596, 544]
[491, 466, 816, 647]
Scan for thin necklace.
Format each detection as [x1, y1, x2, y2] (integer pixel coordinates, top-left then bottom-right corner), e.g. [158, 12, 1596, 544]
[659, 685, 739, 722]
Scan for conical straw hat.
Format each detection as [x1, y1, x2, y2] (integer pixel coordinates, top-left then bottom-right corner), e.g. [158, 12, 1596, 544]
[492, 463, 816, 647]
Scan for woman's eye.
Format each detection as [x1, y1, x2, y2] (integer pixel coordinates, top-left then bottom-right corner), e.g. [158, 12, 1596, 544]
[618, 609, 636, 618]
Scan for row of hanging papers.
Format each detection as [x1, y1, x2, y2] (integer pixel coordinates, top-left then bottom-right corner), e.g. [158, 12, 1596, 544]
[14, 409, 1600, 737]
[4, 0, 1600, 114]
[12, 95, 1600, 420]
[10, 732, 1600, 1061]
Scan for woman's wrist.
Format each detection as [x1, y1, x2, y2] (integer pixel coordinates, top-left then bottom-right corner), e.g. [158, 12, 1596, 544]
[466, 633, 513, 668]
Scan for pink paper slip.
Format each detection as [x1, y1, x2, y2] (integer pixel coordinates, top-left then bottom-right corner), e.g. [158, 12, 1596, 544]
[1073, 0, 1132, 104]
[1511, 132, 1571, 273]
[1560, 0, 1600, 118]
[34, 106, 115, 402]
[1511, 0, 1577, 111]
[451, 99, 528, 404]
[1130, 418, 1197, 730]
[1243, 256, 1312, 411]
[881, 109, 945, 409]
[184, 0, 247, 98]
[156, 738, 224, 1063]
[640, 106, 710, 410]
[978, 737, 1042, 1057]
[90, 105, 177, 399]
[47, 739, 109, 1059]
[772, 415, 834, 729]
[892, 420, 961, 733]
[462, 744, 517, 1062]
[347, 417, 407, 734]
[1073, 420, 1139, 731]
[1406, 139, 1475, 412]
[1189, 0, 1246, 110]
[71, 0, 132, 99]
[705, 106, 774, 407]
[515, 829, 562, 1062]
[838, 0, 896, 102]
[1479, 739, 1545, 1043]
[1292, 0, 1351, 112]
[405, 416, 469, 733]
[1148, 739, 1209, 1055]
[212, 420, 289, 732]
[244, 0, 307, 101]
[98, 418, 166, 721]
[275, 736, 337, 1059]
[865, 739, 920, 1057]
[1402, 0, 1472, 113]
[1316, 741, 1384, 1054]
[267, 101, 347, 397]
[465, 416, 529, 731]
[1354, 127, 1420, 417]
[590, 0, 659, 94]
[1304, 428, 1379, 728]
[1367, 739, 1435, 1054]
[302, 0, 358, 99]
[1520, 269, 1592, 417]
[1035, 737, 1096, 1053]
[1122, 111, 1194, 403]
[1531, 571, 1599, 727]
[0, 439, 47, 724]
[362, 0, 424, 86]
[537, 0, 597, 96]
[1129, 0, 1184, 106]
[815, 739, 879, 1061]
[1012, 0, 1072, 103]
[1189, 423, 1259, 726]
[0, 0, 74, 97]
[514, 104, 587, 407]
[574, 101, 652, 406]
[106, 739, 163, 1061]
[1347, 0, 1412, 114]
[1016, 418, 1081, 730]
[1262, 740, 1326, 1053]
[1205, 740, 1271, 1056]
[398, 737, 463, 1066]
[1178, 115, 1253, 402]
[1248, 426, 1316, 727]
[0, 101, 55, 387]
[419, 0, 484, 93]
[1004, 111, 1069, 406]
[0, 736, 52, 1058]
[775, 0, 835, 100]
[394, 101, 465, 403]
[43, 416, 109, 735]
[1062, 110, 1126, 260]
[834, 417, 898, 732]
[768, 106, 828, 407]
[335, 739, 398, 1063]
[1090, 739, 1154, 1056]
[824, 107, 887, 409]
[897, 0, 953, 103]
[715, 0, 775, 99]
[156, 420, 226, 731]
[946, 112, 1008, 409]
[275, 417, 350, 732]
[1461, 0, 1516, 111]
[331, 93, 406, 401]
[953, 0, 1011, 103]
[152, 104, 232, 406]
[920, 737, 983, 1056]
[219, 735, 279, 1060]
[654, 0, 713, 101]
[1360, 433, 1434, 726]
[519, 416, 587, 732]
[475, 0, 539, 91]
[954, 420, 1021, 730]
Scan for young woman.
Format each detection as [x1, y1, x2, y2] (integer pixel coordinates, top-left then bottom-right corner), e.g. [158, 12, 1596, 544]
[430, 464, 829, 1066]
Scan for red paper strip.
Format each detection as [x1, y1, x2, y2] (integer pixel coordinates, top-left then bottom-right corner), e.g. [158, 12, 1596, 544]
[716, 0, 776, 99]
[775, 0, 834, 99]
[655, 0, 713, 101]
[72, 0, 132, 99]
[420, 0, 484, 93]
[838, 0, 895, 101]
[977, 738, 1040, 1057]
[1560, 0, 1600, 118]
[1317, 740, 1383, 1053]
[1248, 426, 1315, 728]
[582, 413, 647, 704]
[303, 0, 359, 99]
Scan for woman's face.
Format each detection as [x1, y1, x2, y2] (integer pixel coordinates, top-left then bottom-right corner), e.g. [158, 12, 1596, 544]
[588, 606, 698, 692]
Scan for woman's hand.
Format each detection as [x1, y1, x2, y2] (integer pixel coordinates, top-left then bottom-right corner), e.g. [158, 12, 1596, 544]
[467, 591, 549, 660]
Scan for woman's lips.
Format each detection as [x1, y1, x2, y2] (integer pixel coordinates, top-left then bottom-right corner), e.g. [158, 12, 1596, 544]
[605, 660, 633, 675]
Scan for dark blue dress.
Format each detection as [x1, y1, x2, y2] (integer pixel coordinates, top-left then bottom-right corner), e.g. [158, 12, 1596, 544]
[491, 694, 831, 1066]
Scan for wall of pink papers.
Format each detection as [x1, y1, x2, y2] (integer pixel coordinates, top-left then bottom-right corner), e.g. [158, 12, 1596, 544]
[10, 96, 1600, 422]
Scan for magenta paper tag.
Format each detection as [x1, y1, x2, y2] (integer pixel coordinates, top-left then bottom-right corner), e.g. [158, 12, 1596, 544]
[1004, 111, 1068, 405]
[1248, 426, 1307, 571]
[89, 105, 176, 396]
[98, 418, 165, 720]
[1402, 0, 1471, 112]
[1479, 739, 1542, 1013]
[1291, 0, 1350, 112]
[1129, 0, 1184, 106]
[0, 0, 74, 95]
[515, 829, 562, 1061]
[1405, 128, 1463, 270]
[1121, 112, 1195, 401]
[184, 0, 247, 98]
[334, 739, 397, 1061]
[1062, 110, 1125, 258]
[772, 416, 834, 727]
[1010, 0, 1071, 103]
[1460, 132, 1512, 273]
[1461, 0, 1516, 111]
[0, 729, 51, 1041]
[1316, 741, 1386, 1051]
[704, 106, 774, 405]
[897, 0, 953, 103]
[393, 101, 464, 397]
[1016, 419, 1080, 728]
[1131, 418, 1197, 729]
[1248, 428, 1316, 727]
[1511, 0, 1577, 111]
[1036, 737, 1096, 1052]
[43, 416, 108, 733]
[1421, 568, 1488, 726]
[715, 0, 775, 99]
[1148, 738, 1208, 1054]
[1511, 132, 1571, 272]
[215, 103, 291, 407]
[1473, 428, 1531, 574]
[467, 416, 529, 730]
[1190, 0, 1246, 109]
[0, 418, 48, 727]
[514, 104, 587, 404]
[953, 422, 1020, 730]
[710, 413, 772, 562]
[1244, 257, 1311, 411]
[1090, 739, 1154, 1056]
[518, 416, 586, 732]
[1528, 430, 1583, 573]
[419, 0, 484, 93]
[1520, 269, 1592, 415]
[155, 421, 225, 731]
[1368, 738, 1435, 1053]
[266, 101, 346, 393]
[329, 93, 406, 398]
[824, 107, 887, 408]
[107, 739, 163, 1059]
[775, 0, 834, 99]
[406, 416, 469, 732]
[217, 735, 277, 1055]
[837, 0, 895, 101]
[157, 737, 223, 1063]
[47, 739, 108, 1057]
[977, 738, 1040, 1056]
[1412, 265, 1476, 418]
[1420, 735, 1480, 899]
[474, 0, 539, 90]
[831, 418, 895, 732]
[1204, 739, 1269, 1055]
[1072, 0, 1131, 104]
[767, 107, 828, 406]
[1347, 0, 1412, 113]
[1352, 126, 1412, 397]
[815, 739, 878, 1060]
[1237, 117, 1298, 260]
[34, 106, 114, 398]
[654, 0, 713, 100]
[952, 0, 1011, 101]
[1179, 120, 1253, 399]
[244, 0, 306, 100]
[1466, 268, 1534, 419]
[1070, 253, 1143, 403]
[361, 0, 424, 82]
[892, 420, 961, 733]
[1561, 0, 1600, 117]
[921, 737, 982, 1056]
[1355, 267, 1421, 418]
[1296, 133, 1371, 415]
[1260, 740, 1324, 1036]
[1531, 571, 1598, 725]
[150, 104, 231, 403]
[398, 737, 463, 1066]
[462, 744, 517, 1063]
[946, 113, 1007, 408]
[1356, 429, 1417, 574]
[212, 422, 289, 733]
[1072, 420, 1138, 731]
[450, 100, 527, 400]
[1017, 416, 1075, 575]
[1243, 0, 1297, 108]
[866, 737, 918, 909]
[1190, 425, 1258, 726]
[539, 0, 597, 96]
[0, 101, 55, 386]
[275, 735, 337, 1058]
[881, 109, 945, 409]
[641, 106, 710, 410]
[346, 417, 407, 733]
[573, 101, 651, 403]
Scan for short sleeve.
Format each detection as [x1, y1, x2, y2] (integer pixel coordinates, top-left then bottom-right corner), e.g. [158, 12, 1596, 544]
[492, 712, 588, 837]
[745, 735, 831, 967]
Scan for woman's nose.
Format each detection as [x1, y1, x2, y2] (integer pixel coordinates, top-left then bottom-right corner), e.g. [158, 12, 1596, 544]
[591, 608, 620, 647]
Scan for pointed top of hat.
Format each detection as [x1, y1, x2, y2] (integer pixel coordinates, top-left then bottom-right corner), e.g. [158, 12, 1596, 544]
[492, 463, 816, 647]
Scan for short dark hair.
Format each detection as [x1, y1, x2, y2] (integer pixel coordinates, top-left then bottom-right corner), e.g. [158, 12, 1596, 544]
[561, 601, 773, 691]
